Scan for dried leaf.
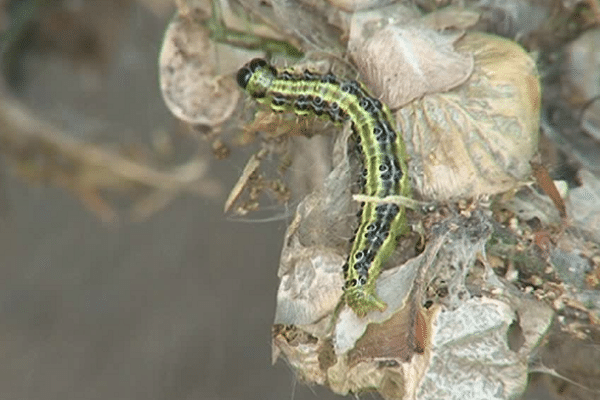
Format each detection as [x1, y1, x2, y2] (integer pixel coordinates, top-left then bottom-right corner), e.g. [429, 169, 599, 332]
[159, 14, 240, 126]
[349, 25, 474, 108]
[398, 32, 540, 200]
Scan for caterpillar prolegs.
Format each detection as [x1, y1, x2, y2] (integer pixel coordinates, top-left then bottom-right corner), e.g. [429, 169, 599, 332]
[237, 58, 410, 317]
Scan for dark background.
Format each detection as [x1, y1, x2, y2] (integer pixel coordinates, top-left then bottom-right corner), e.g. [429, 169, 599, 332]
[0, 1, 342, 399]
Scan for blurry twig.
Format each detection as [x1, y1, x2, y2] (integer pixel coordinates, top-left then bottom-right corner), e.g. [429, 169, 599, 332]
[0, 79, 221, 223]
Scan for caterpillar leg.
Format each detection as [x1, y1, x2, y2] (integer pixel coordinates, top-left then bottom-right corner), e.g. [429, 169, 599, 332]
[344, 285, 387, 317]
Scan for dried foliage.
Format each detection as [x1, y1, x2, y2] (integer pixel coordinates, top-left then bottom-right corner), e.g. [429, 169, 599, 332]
[158, 0, 600, 399]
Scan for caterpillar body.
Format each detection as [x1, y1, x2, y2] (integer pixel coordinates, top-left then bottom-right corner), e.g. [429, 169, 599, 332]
[237, 58, 410, 317]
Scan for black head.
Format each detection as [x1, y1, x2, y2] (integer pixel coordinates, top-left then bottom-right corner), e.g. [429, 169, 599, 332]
[236, 58, 269, 89]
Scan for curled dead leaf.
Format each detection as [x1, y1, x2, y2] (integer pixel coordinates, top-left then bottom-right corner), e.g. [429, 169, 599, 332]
[159, 14, 240, 126]
[397, 32, 540, 200]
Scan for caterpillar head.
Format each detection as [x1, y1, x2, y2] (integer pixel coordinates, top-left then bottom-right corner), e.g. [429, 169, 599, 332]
[236, 58, 277, 98]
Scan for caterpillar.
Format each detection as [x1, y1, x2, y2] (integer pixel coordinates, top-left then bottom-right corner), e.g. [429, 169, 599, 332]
[236, 58, 410, 317]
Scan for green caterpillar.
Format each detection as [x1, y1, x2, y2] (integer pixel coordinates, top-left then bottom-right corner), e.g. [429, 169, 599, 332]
[237, 58, 410, 317]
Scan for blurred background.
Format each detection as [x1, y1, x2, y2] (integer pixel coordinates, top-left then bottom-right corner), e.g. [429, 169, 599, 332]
[0, 1, 342, 399]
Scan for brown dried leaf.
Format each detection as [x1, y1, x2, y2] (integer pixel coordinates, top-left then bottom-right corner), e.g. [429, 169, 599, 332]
[349, 24, 474, 108]
[398, 32, 540, 200]
[159, 14, 240, 126]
